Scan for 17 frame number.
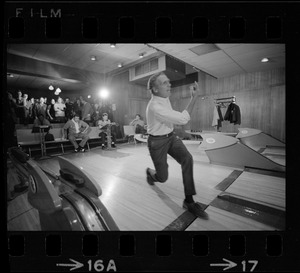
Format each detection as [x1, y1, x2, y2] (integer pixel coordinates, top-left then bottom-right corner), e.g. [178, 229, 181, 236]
[242, 260, 258, 272]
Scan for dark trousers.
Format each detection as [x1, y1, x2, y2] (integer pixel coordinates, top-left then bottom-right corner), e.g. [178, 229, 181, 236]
[147, 133, 196, 196]
[68, 132, 89, 149]
[99, 131, 116, 145]
[135, 124, 147, 134]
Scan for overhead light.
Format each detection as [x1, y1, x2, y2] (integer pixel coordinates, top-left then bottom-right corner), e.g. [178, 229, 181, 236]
[139, 53, 144, 58]
[56, 87, 61, 93]
[261, 58, 269, 63]
[110, 44, 116, 48]
[49, 85, 54, 90]
[87, 95, 91, 99]
[90, 55, 97, 61]
[98, 88, 109, 99]
[117, 63, 122, 68]
[7, 73, 14, 78]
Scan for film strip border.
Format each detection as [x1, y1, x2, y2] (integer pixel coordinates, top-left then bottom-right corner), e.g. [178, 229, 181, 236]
[5, 1, 300, 272]
[4, 2, 300, 42]
[8, 231, 299, 271]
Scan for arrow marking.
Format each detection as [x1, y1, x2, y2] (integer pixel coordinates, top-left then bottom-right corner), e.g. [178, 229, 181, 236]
[210, 258, 237, 271]
[57, 259, 84, 271]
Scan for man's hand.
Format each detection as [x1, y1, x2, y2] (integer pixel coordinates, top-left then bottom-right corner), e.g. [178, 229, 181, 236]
[190, 81, 199, 98]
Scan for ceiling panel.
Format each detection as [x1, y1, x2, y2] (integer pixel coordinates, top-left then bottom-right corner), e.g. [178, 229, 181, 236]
[215, 44, 241, 49]
[6, 43, 285, 93]
[224, 44, 285, 57]
[7, 44, 41, 59]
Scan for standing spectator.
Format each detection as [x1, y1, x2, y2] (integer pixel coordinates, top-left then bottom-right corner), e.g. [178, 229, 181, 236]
[6, 92, 18, 147]
[23, 94, 31, 125]
[73, 97, 82, 118]
[80, 97, 93, 124]
[33, 113, 51, 127]
[15, 90, 24, 124]
[35, 97, 48, 118]
[99, 100, 113, 119]
[54, 97, 66, 123]
[91, 102, 101, 126]
[28, 97, 36, 123]
[44, 97, 48, 106]
[65, 97, 74, 120]
[47, 99, 56, 122]
[16, 90, 23, 105]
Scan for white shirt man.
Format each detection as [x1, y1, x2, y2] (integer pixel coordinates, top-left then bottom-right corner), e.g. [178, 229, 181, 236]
[145, 72, 208, 219]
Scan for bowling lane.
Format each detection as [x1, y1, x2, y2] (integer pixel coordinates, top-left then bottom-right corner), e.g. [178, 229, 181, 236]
[36, 142, 285, 231]
[37, 143, 236, 230]
[261, 146, 286, 166]
[224, 171, 285, 210]
[263, 146, 286, 155]
[186, 206, 278, 231]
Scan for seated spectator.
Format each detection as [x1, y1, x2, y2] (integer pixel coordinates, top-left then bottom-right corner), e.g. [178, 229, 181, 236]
[54, 97, 66, 123]
[47, 99, 56, 122]
[62, 113, 90, 153]
[129, 114, 147, 134]
[97, 113, 117, 149]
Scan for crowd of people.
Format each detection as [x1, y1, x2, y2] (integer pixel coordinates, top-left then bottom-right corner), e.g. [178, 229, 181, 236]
[6, 90, 148, 149]
[7, 91, 114, 126]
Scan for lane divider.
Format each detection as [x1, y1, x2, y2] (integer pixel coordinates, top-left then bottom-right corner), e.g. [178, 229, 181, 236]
[215, 170, 243, 191]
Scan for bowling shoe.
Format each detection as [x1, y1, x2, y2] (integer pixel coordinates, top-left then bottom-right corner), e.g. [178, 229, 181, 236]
[146, 168, 156, 185]
[183, 201, 209, 219]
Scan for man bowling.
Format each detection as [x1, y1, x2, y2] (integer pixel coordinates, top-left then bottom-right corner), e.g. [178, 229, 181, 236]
[145, 72, 208, 219]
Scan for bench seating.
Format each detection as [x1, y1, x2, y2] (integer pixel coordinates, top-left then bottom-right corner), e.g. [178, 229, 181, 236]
[16, 126, 104, 157]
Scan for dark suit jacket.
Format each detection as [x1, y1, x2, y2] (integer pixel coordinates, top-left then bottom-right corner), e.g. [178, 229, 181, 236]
[224, 103, 241, 125]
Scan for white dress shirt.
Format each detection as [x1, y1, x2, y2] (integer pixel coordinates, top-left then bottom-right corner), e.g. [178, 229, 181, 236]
[146, 95, 190, 136]
[72, 119, 80, 133]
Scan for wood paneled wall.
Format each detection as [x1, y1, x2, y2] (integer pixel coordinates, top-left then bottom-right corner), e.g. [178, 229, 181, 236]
[170, 68, 285, 142]
[111, 71, 150, 128]
[110, 68, 285, 142]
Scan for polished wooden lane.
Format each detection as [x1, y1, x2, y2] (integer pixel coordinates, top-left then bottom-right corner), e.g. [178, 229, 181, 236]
[186, 206, 278, 231]
[9, 141, 285, 231]
[224, 171, 285, 210]
[37, 143, 235, 230]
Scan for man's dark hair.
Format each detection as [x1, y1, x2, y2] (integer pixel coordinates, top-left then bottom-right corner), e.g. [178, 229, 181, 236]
[147, 72, 166, 92]
[73, 113, 80, 118]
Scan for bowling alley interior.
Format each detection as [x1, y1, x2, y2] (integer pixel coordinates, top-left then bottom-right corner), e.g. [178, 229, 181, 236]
[6, 43, 286, 231]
